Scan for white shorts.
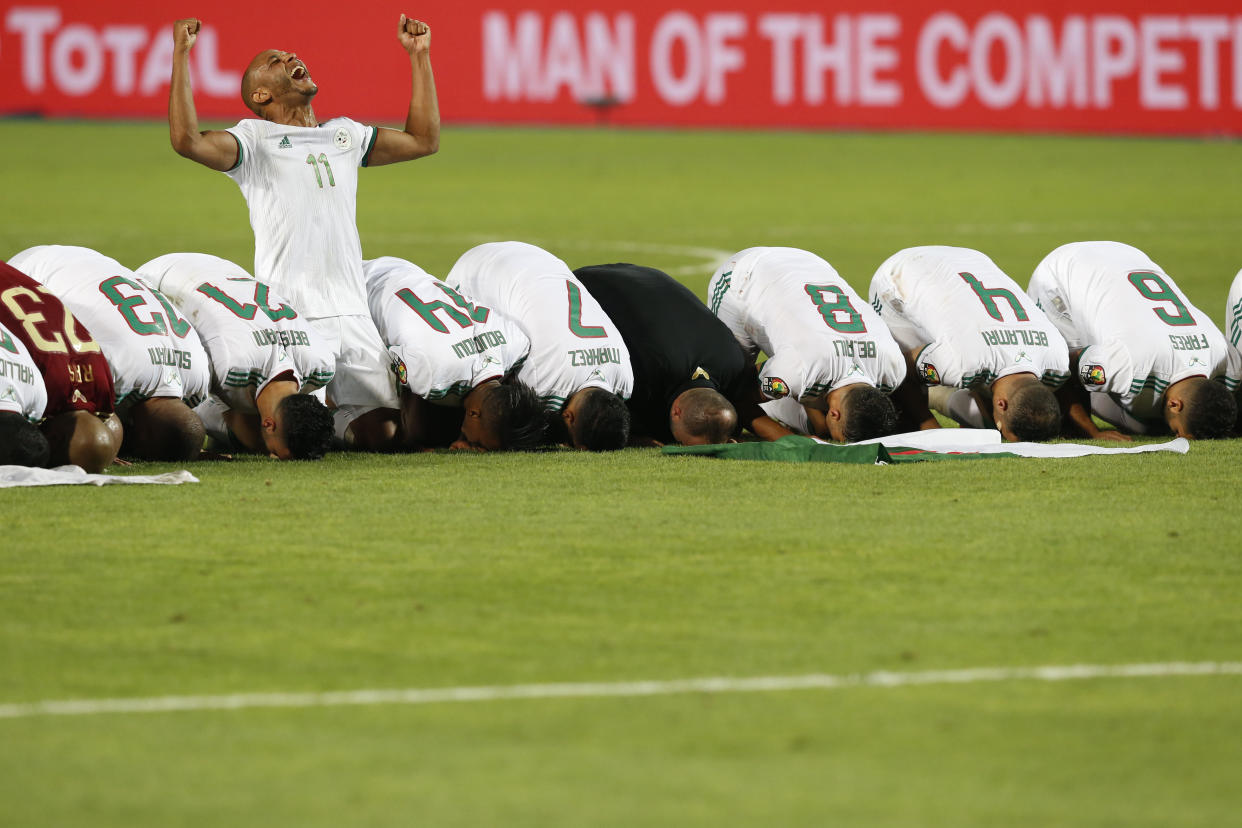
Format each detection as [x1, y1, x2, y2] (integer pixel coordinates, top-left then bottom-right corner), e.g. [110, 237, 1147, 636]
[309, 315, 401, 439]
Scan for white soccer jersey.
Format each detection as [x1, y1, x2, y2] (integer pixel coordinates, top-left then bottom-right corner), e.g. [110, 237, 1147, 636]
[225, 117, 377, 319]
[708, 247, 905, 406]
[8, 246, 209, 410]
[364, 257, 530, 405]
[1028, 241, 1229, 423]
[0, 321, 48, 421]
[446, 241, 633, 411]
[1222, 268, 1242, 394]
[137, 253, 336, 414]
[869, 246, 1069, 391]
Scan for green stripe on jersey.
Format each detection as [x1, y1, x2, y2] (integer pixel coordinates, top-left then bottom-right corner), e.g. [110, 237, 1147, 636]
[708, 272, 732, 316]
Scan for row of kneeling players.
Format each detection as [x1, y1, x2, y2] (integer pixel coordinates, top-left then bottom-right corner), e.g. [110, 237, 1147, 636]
[2, 239, 1240, 469]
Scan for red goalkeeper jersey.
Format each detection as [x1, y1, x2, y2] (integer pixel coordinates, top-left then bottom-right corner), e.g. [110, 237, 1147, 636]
[0, 260, 115, 417]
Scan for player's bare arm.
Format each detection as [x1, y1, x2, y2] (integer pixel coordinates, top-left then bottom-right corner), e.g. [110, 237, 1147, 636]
[891, 348, 940, 431]
[1059, 348, 1131, 442]
[168, 18, 239, 172]
[737, 367, 791, 441]
[367, 15, 441, 167]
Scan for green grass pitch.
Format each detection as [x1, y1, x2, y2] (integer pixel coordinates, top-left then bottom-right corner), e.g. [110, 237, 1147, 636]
[2, 120, 1241, 826]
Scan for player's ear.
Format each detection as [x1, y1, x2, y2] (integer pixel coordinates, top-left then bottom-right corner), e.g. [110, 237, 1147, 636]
[1167, 396, 1185, 413]
[996, 396, 1010, 413]
[561, 407, 576, 427]
[252, 87, 271, 106]
[261, 415, 277, 434]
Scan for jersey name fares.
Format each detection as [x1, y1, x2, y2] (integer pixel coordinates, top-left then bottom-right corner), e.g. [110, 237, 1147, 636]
[364, 257, 530, 405]
[708, 246, 905, 405]
[0, 260, 114, 417]
[446, 241, 634, 411]
[9, 246, 209, 409]
[870, 245, 1069, 389]
[1030, 241, 1229, 420]
[225, 117, 377, 319]
[138, 253, 336, 414]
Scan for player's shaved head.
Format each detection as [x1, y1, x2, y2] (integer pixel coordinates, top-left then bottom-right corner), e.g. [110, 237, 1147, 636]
[1004, 381, 1061, 442]
[240, 51, 272, 115]
[41, 410, 118, 473]
[839, 385, 898, 443]
[276, 393, 334, 460]
[125, 397, 204, 461]
[566, 387, 630, 451]
[1177, 377, 1236, 439]
[0, 411, 50, 467]
[670, 387, 737, 445]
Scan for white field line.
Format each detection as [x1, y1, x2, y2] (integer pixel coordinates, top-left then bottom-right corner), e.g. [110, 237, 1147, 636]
[1, 662, 1239, 721]
[118, 232, 730, 277]
[357, 234, 732, 276]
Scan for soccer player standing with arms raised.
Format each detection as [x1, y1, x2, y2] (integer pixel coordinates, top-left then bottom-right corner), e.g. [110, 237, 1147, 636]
[167, 15, 439, 450]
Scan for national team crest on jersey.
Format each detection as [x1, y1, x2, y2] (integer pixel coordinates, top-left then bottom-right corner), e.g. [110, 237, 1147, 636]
[392, 358, 409, 386]
[920, 362, 940, 385]
[1081, 363, 1106, 387]
[762, 377, 789, 399]
[334, 128, 351, 150]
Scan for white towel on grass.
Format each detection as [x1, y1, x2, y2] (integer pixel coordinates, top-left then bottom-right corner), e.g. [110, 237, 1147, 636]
[0, 465, 199, 488]
[761, 398, 1189, 458]
[860, 428, 1189, 458]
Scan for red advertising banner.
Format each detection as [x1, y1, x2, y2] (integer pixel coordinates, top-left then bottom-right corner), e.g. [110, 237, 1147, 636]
[2, 1, 1240, 134]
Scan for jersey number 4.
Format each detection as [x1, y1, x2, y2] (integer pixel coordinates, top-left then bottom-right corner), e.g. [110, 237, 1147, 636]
[960, 272, 1029, 322]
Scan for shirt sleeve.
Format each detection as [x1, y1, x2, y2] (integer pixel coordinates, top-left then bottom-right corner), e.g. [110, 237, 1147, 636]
[1077, 340, 1133, 397]
[757, 352, 803, 402]
[223, 121, 256, 178]
[914, 341, 967, 388]
[358, 123, 379, 168]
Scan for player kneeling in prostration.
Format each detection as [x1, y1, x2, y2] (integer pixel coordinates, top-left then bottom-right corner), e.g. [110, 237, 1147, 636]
[137, 253, 336, 460]
[870, 246, 1070, 442]
[574, 263, 766, 446]
[0, 262, 121, 472]
[364, 257, 545, 451]
[1030, 241, 1236, 440]
[708, 247, 903, 443]
[447, 241, 633, 451]
[10, 246, 209, 461]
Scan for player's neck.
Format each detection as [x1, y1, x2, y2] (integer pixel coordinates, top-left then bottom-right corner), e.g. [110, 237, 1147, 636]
[263, 102, 318, 128]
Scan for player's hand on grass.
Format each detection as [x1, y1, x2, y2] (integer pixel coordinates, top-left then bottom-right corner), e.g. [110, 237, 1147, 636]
[1095, 429, 1133, 442]
[111, 457, 133, 467]
[199, 451, 235, 461]
[173, 19, 200, 53]
[398, 14, 430, 55]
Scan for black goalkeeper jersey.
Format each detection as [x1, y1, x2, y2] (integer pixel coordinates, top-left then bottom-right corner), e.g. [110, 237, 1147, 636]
[574, 263, 749, 443]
